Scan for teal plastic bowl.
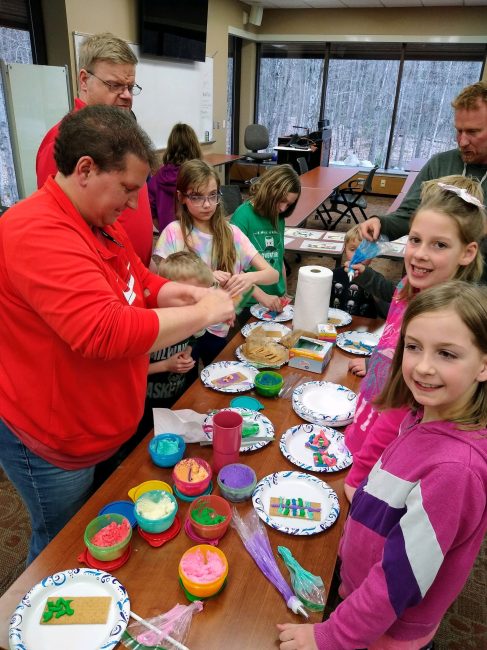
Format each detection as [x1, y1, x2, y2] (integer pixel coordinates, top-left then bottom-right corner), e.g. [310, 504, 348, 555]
[149, 433, 186, 468]
[134, 489, 178, 534]
[253, 371, 284, 397]
[84, 513, 132, 562]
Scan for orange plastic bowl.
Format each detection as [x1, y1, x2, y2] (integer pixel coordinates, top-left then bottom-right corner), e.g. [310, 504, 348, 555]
[188, 494, 231, 540]
[172, 458, 212, 496]
[179, 544, 228, 598]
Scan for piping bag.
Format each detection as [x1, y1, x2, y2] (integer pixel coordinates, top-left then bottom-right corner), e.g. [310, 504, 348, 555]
[231, 507, 308, 618]
[122, 602, 203, 650]
[347, 235, 396, 281]
[278, 546, 326, 612]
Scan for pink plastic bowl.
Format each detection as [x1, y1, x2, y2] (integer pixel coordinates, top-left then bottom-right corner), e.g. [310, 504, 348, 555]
[172, 458, 212, 496]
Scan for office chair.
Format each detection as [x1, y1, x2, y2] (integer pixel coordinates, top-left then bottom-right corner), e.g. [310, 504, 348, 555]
[332, 165, 379, 229]
[296, 156, 308, 175]
[220, 185, 243, 218]
[244, 124, 273, 176]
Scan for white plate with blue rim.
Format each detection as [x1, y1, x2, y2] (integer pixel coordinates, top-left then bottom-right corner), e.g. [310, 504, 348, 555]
[200, 360, 259, 393]
[280, 424, 353, 473]
[336, 330, 380, 356]
[9, 568, 130, 650]
[292, 381, 357, 427]
[240, 321, 291, 340]
[203, 407, 274, 453]
[252, 471, 339, 535]
[250, 303, 294, 322]
[327, 308, 352, 327]
[235, 344, 288, 369]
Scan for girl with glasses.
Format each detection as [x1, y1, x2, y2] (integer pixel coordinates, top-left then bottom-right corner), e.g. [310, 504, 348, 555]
[154, 159, 278, 365]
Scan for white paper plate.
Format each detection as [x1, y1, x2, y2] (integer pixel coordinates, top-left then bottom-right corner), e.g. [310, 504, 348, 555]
[250, 303, 294, 322]
[235, 344, 288, 369]
[327, 308, 352, 327]
[9, 568, 130, 650]
[200, 361, 259, 393]
[280, 424, 353, 473]
[336, 330, 380, 356]
[252, 471, 340, 535]
[292, 381, 357, 427]
[240, 321, 291, 340]
[203, 407, 274, 452]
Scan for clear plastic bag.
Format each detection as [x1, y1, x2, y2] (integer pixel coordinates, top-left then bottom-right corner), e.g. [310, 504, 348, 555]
[278, 546, 326, 612]
[121, 601, 203, 650]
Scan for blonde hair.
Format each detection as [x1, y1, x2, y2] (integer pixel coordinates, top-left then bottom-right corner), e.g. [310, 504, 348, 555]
[176, 160, 237, 273]
[399, 175, 485, 300]
[250, 164, 301, 228]
[158, 251, 214, 286]
[163, 123, 202, 166]
[452, 81, 487, 111]
[376, 281, 487, 428]
[344, 224, 362, 246]
[78, 33, 137, 71]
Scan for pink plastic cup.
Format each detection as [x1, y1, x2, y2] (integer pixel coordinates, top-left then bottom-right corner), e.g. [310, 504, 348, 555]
[212, 411, 242, 474]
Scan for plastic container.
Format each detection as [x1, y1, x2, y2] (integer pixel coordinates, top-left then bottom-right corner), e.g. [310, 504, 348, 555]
[179, 544, 228, 598]
[217, 463, 257, 502]
[149, 433, 186, 468]
[188, 495, 231, 540]
[134, 489, 178, 534]
[253, 371, 284, 397]
[84, 513, 132, 562]
[173, 458, 212, 497]
[128, 480, 173, 502]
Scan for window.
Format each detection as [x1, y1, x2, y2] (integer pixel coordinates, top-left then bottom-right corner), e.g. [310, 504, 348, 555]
[257, 41, 485, 170]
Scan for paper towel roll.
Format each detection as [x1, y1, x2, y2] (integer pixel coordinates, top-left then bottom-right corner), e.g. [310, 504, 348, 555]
[293, 265, 333, 332]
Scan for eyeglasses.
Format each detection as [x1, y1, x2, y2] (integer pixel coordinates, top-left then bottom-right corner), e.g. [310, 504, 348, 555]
[183, 192, 222, 206]
[86, 70, 142, 96]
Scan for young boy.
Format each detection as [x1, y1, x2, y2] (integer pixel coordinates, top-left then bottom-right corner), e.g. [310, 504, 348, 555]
[330, 225, 394, 319]
[138, 251, 215, 434]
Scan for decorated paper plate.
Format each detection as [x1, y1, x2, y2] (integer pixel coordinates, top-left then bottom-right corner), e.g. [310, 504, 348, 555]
[203, 407, 274, 453]
[280, 424, 353, 473]
[250, 303, 294, 322]
[327, 308, 352, 327]
[252, 471, 339, 535]
[9, 568, 130, 650]
[240, 321, 291, 340]
[200, 361, 259, 393]
[235, 344, 288, 369]
[292, 381, 357, 427]
[336, 330, 380, 356]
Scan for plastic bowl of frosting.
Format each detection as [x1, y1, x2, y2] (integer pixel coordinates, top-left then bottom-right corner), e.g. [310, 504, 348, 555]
[188, 494, 232, 540]
[179, 544, 228, 598]
[217, 463, 257, 502]
[84, 513, 132, 562]
[172, 458, 212, 496]
[134, 489, 178, 534]
[253, 371, 284, 397]
[149, 433, 186, 468]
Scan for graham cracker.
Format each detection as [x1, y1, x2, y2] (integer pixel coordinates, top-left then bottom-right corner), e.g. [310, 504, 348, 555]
[270, 496, 321, 521]
[40, 596, 112, 625]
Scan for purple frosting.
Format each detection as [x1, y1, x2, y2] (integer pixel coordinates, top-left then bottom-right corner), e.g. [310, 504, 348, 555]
[219, 464, 254, 489]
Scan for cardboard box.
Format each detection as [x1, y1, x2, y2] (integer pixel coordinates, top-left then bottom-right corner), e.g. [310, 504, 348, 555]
[288, 336, 333, 374]
[317, 323, 337, 343]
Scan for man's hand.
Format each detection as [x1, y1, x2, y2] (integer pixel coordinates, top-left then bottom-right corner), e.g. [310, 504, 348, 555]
[359, 216, 381, 241]
[277, 623, 318, 650]
[199, 288, 235, 326]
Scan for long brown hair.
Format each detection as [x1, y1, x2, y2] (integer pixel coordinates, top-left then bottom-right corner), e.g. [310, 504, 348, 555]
[176, 160, 237, 273]
[163, 123, 202, 166]
[250, 164, 301, 228]
[376, 281, 487, 428]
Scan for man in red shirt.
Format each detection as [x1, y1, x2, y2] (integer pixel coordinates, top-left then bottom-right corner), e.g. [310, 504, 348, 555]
[36, 32, 154, 266]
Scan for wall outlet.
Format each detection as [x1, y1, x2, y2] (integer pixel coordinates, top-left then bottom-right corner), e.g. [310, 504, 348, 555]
[380, 179, 386, 187]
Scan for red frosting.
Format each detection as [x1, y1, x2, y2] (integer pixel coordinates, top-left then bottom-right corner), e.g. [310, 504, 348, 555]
[91, 519, 130, 547]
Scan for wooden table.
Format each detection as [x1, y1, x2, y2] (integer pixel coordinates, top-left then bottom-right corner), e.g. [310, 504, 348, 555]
[298, 166, 359, 192]
[203, 153, 242, 184]
[0, 315, 381, 650]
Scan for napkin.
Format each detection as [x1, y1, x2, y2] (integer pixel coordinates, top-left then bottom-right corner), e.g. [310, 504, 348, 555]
[152, 408, 207, 443]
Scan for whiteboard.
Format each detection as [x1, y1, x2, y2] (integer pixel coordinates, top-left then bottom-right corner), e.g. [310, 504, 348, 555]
[73, 32, 213, 149]
[1, 62, 71, 198]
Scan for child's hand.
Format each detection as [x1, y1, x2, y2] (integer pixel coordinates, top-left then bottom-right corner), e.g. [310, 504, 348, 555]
[222, 273, 253, 298]
[259, 293, 283, 312]
[213, 270, 231, 286]
[344, 260, 367, 279]
[344, 482, 357, 504]
[277, 623, 318, 650]
[165, 349, 195, 374]
[349, 358, 366, 377]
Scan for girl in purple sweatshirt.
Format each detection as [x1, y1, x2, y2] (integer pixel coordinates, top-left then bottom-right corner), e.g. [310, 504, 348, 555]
[277, 281, 487, 650]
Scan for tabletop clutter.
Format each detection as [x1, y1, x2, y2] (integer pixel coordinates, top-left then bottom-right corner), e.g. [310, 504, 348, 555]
[13, 265, 384, 650]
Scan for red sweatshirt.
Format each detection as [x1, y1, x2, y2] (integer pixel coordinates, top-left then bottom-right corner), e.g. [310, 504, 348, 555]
[0, 177, 167, 462]
[36, 98, 154, 267]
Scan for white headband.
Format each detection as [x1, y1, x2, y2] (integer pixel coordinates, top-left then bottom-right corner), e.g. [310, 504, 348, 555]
[437, 182, 484, 209]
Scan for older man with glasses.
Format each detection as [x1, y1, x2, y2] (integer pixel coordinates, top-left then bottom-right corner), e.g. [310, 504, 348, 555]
[36, 32, 154, 267]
